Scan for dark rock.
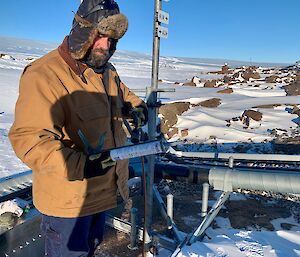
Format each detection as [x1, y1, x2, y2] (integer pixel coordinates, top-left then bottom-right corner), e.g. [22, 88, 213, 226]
[167, 127, 178, 139]
[204, 80, 217, 88]
[221, 64, 231, 74]
[242, 110, 263, 121]
[159, 102, 190, 134]
[253, 104, 282, 109]
[242, 68, 261, 81]
[180, 129, 189, 137]
[291, 106, 300, 116]
[0, 53, 15, 60]
[223, 75, 232, 84]
[192, 98, 221, 108]
[182, 81, 196, 87]
[265, 75, 279, 83]
[217, 88, 233, 94]
[209, 64, 233, 75]
[285, 79, 300, 95]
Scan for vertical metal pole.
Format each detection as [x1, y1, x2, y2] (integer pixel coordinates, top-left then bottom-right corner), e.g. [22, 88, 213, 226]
[128, 208, 138, 250]
[167, 194, 174, 229]
[201, 183, 209, 218]
[145, 0, 161, 246]
[229, 156, 234, 169]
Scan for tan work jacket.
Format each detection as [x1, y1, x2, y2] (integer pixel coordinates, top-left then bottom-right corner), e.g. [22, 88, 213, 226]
[9, 38, 143, 217]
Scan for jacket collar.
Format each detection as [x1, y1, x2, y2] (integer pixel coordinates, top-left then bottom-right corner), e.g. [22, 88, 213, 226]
[58, 36, 88, 77]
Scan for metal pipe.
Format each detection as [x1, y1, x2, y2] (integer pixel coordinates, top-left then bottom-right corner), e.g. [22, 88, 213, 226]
[228, 156, 234, 168]
[128, 208, 138, 250]
[145, 0, 162, 247]
[201, 183, 209, 218]
[153, 186, 183, 242]
[167, 194, 174, 229]
[173, 151, 300, 162]
[188, 191, 231, 245]
[209, 168, 300, 194]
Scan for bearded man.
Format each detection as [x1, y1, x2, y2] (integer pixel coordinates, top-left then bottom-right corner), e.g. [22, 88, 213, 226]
[9, 0, 147, 256]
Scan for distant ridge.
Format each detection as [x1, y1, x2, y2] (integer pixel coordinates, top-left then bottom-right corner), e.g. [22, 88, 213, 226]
[0, 36, 290, 68]
[0, 36, 58, 56]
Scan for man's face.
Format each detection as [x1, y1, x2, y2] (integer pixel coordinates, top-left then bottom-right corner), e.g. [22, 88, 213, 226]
[85, 36, 113, 68]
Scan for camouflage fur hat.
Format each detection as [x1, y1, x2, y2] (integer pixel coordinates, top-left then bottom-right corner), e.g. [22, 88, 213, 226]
[68, 0, 128, 60]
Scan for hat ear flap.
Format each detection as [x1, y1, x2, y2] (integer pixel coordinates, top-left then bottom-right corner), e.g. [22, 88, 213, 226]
[70, 27, 98, 60]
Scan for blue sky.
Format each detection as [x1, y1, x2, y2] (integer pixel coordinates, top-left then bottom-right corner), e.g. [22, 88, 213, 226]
[0, 0, 299, 63]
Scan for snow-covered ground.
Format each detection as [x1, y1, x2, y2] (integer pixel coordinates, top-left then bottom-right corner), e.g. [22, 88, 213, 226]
[0, 37, 299, 256]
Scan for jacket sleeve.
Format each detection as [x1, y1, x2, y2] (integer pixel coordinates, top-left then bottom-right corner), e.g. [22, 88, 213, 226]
[115, 75, 147, 117]
[8, 70, 87, 181]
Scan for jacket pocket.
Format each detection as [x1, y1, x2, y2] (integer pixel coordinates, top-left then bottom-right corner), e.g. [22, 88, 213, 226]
[76, 103, 110, 148]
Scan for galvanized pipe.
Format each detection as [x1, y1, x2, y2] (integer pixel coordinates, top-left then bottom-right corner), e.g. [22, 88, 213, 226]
[209, 168, 300, 194]
[228, 156, 234, 168]
[189, 191, 231, 245]
[153, 186, 183, 243]
[201, 183, 209, 218]
[167, 194, 174, 229]
[145, 0, 162, 246]
[128, 208, 138, 250]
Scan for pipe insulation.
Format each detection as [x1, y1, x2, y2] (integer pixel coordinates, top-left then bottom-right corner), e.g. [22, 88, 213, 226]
[209, 168, 300, 194]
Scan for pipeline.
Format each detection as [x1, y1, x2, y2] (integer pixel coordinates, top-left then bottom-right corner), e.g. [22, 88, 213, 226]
[209, 167, 300, 193]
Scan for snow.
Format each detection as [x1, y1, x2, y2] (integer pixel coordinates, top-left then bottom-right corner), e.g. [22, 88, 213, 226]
[0, 37, 299, 256]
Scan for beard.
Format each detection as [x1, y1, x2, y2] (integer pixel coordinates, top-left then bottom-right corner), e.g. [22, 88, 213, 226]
[85, 48, 112, 69]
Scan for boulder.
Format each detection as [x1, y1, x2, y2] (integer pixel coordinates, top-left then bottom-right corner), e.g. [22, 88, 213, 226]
[265, 75, 279, 83]
[284, 79, 300, 96]
[167, 127, 178, 139]
[221, 64, 231, 74]
[223, 75, 232, 84]
[183, 81, 196, 87]
[242, 67, 261, 81]
[217, 88, 233, 94]
[0, 53, 15, 60]
[242, 110, 263, 121]
[240, 110, 263, 128]
[204, 80, 217, 88]
[159, 102, 190, 134]
[180, 129, 189, 137]
[192, 98, 221, 108]
[209, 64, 232, 74]
[291, 105, 300, 116]
[191, 76, 201, 85]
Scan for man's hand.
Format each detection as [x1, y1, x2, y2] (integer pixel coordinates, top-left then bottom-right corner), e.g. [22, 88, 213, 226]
[130, 105, 148, 128]
[84, 151, 116, 178]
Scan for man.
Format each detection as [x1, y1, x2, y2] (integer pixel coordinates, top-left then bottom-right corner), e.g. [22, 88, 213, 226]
[9, 0, 147, 256]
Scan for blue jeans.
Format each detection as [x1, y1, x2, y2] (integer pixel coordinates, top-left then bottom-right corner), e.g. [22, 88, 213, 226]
[41, 212, 106, 257]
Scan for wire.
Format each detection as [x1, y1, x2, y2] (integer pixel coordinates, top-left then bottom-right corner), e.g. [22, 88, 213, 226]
[141, 156, 147, 257]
